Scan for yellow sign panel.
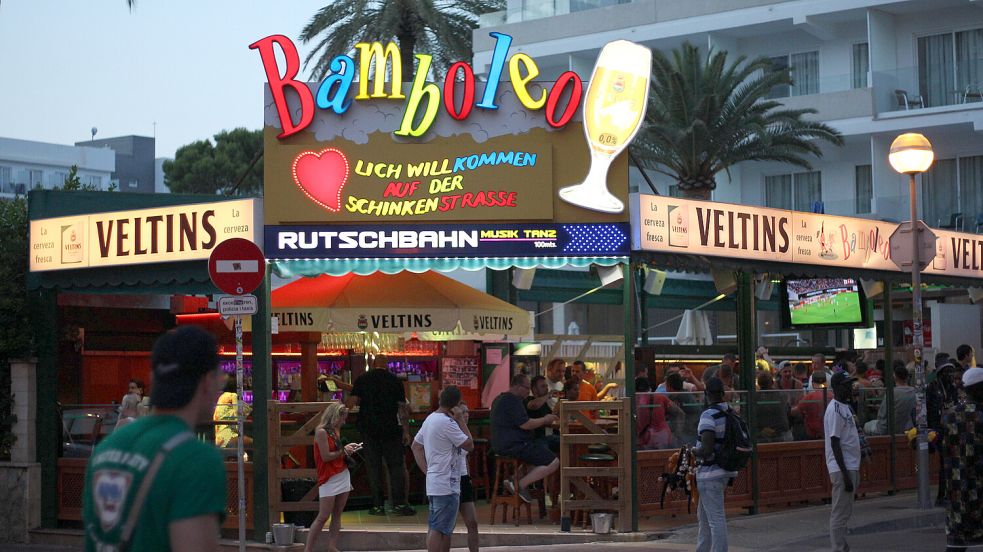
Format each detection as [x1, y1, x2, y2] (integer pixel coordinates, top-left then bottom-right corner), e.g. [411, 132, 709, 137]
[29, 199, 260, 272]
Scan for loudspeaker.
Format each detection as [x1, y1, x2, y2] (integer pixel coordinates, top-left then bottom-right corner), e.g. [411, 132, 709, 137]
[512, 267, 536, 290]
[860, 279, 884, 298]
[968, 287, 983, 304]
[754, 277, 774, 301]
[643, 268, 667, 296]
[712, 269, 737, 295]
[597, 265, 624, 286]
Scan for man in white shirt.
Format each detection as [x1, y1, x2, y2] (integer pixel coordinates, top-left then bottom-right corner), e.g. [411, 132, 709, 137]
[825, 372, 861, 552]
[412, 386, 474, 552]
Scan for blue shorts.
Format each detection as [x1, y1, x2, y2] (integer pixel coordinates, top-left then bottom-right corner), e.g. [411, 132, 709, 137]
[427, 493, 461, 535]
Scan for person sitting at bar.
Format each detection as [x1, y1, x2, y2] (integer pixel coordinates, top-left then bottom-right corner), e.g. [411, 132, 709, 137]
[806, 354, 830, 391]
[636, 376, 682, 450]
[776, 361, 804, 407]
[864, 361, 916, 436]
[793, 362, 810, 388]
[664, 372, 701, 446]
[703, 353, 736, 384]
[570, 361, 599, 402]
[214, 378, 253, 448]
[490, 374, 559, 503]
[545, 358, 567, 408]
[755, 373, 792, 442]
[525, 376, 560, 454]
[791, 371, 829, 440]
[656, 363, 704, 393]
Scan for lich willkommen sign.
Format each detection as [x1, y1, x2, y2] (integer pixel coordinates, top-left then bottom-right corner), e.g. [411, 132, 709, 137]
[631, 194, 983, 279]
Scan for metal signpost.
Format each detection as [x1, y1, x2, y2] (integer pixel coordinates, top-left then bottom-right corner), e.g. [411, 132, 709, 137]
[209, 238, 266, 550]
[890, 219, 937, 508]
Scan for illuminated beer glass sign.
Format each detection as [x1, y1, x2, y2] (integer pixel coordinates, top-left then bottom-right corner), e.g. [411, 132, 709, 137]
[559, 41, 651, 214]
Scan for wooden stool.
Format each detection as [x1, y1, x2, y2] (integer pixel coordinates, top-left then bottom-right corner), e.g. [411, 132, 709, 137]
[468, 438, 490, 499]
[489, 455, 533, 526]
[572, 452, 616, 528]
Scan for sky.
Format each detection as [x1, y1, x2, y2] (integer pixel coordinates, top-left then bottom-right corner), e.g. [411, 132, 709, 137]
[0, 0, 325, 158]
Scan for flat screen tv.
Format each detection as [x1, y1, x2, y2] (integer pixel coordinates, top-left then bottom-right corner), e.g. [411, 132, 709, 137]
[782, 277, 868, 329]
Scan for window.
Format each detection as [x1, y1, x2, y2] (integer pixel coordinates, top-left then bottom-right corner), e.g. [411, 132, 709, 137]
[668, 184, 683, 198]
[918, 27, 983, 107]
[83, 175, 102, 189]
[28, 169, 42, 188]
[855, 165, 872, 214]
[128, 179, 139, 189]
[852, 43, 869, 89]
[765, 171, 821, 211]
[0, 166, 10, 193]
[767, 51, 819, 98]
[920, 155, 983, 229]
[51, 171, 68, 188]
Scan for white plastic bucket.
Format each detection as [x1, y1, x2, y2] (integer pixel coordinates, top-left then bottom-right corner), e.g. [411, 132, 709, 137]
[272, 523, 296, 546]
[591, 512, 613, 534]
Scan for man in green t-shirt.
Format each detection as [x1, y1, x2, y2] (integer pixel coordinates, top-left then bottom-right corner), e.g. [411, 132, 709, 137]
[83, 326, 228, 551]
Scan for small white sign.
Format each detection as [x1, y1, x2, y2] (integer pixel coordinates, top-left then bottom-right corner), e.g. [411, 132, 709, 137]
[218, 295, 258, 316]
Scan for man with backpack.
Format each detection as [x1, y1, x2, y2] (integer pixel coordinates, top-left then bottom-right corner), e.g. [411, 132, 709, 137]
[692, 377, 752, 552]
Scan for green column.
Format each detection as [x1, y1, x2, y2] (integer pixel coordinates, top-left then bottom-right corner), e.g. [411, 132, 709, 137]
[882, 282, 896, 494]
[638, 267, 649, 345]
[250, 266, 273, 536]
[35, 288, 58, 528]
[622, 263, 638, 532]
[735, 271, 759, 514]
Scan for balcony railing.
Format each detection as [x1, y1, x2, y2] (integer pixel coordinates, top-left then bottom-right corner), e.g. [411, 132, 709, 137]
[876, 61, 983, 112]
[479, 0, 639, 26]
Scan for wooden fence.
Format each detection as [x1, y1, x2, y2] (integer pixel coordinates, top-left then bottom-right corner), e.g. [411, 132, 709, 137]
[557, 397, 633, 532]
[636, 435, 937, 516]
[266, 401, 327, 525]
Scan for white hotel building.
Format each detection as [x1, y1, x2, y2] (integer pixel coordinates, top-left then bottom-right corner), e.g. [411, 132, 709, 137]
[0, 138, 114, 199]
[474, 0, 983, 230]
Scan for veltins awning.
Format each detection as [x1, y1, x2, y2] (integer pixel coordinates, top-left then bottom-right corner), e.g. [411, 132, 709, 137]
[247, 271, 530, 336]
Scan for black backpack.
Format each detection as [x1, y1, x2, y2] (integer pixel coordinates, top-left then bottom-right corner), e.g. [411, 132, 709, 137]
[710, 405, 752, 471]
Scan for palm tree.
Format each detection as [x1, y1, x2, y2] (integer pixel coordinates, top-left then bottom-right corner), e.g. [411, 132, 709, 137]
[300, 0, 503, 81]
[632, 42, 844, 200]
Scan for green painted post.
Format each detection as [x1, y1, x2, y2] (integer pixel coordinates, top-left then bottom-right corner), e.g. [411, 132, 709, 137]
[34, 288, 58, 528]
[736, 271, 759, 514]
[882, 283, 897, 494]
[622, 262, 638, 532]
[250, 266, 273, 537]
[638, 267, 649, 345]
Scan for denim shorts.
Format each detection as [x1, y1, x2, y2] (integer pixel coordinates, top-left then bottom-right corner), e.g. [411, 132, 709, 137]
[428, 493, 461, 535]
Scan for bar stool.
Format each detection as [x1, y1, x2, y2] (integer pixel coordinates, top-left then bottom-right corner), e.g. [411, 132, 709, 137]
[468, 438, 490, 499]
[572, 452, 616, 528]
[489, 455, 533, 526]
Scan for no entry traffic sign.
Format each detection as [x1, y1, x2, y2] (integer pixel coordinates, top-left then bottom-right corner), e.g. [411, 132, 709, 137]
[208, 238, 266, 295]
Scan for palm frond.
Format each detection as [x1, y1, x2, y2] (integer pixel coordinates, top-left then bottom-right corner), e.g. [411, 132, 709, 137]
[635, 42, 844, 195]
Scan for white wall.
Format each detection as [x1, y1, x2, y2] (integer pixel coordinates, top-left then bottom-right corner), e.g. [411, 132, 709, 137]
[929, 302, 982, 359]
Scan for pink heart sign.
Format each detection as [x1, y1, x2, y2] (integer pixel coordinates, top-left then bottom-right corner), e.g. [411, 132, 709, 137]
[291, 148, 350, 212]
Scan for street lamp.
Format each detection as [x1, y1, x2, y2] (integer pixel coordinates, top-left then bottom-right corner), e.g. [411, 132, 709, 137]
[888, 132, 934, 510]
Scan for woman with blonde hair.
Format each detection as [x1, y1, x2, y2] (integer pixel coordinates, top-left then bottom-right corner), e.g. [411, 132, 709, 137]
[305, 402, 361, 552]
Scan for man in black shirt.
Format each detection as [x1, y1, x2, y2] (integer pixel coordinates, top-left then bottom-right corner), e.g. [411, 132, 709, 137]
[351, 356, 415, 516]
[525, 375, 560, 453]
[491, 374, 558, 503]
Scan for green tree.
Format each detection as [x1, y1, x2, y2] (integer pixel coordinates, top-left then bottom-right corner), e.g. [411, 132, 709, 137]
[632, 43, 844, 200]
[162, 128, 263, 195]
[60, 165, 102, 191]
[300, 0, 504, 81]
[0, 198, 31, 459]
